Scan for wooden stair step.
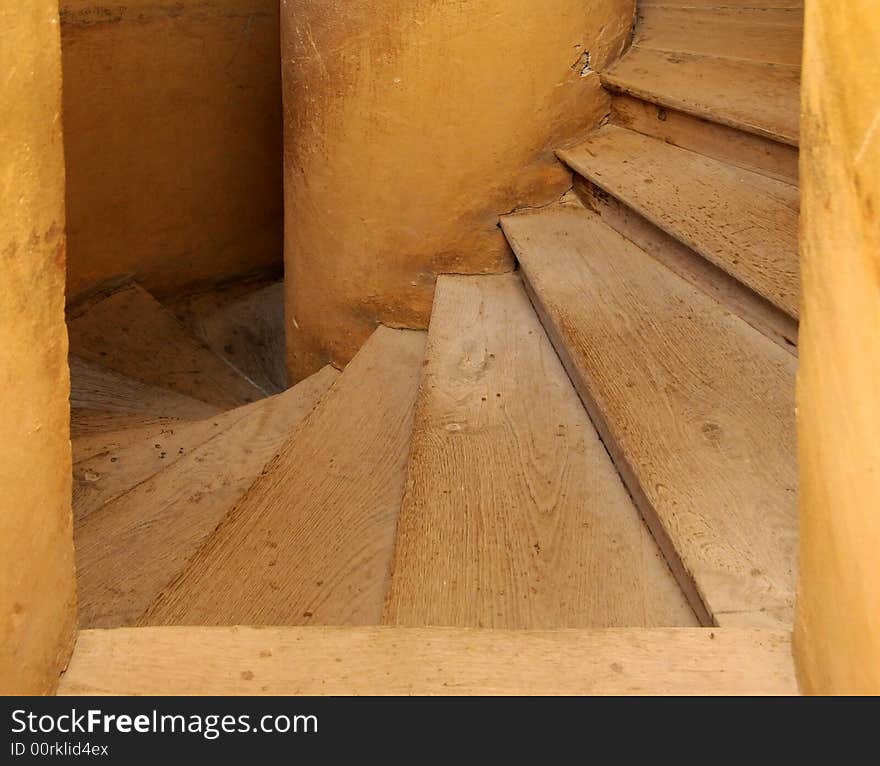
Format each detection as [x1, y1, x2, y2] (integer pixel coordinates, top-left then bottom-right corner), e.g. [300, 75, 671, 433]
[636, 6, 803, 67]
[384, 274, 696, 629]
[74, 366, 339, 628]
[73, 401, 268, 523]
[559, 124, 800, 319]
[70, 355, 220, 420]
[601, 47, 800, 146]
[58, 626, 798, 696]
[501, 205, 798, 628]
[141, 326, 426, 627]
[168, 280, 287, 394]
[70, 411, 182, 440]
[67, 282, 265, 409]
[640, 1, 803, 7]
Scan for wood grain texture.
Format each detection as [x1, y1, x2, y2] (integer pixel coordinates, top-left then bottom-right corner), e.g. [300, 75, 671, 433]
[67, 283, 265, 408]
[640, 1, 803, 10]
[168, 281, 287, 394]
[143, 326, 426, 627]
[70, 411, 182, 440]
[611, 94, 799, 185]
[572, 176, 798, 352]
[384, 274, 696, 629]
[58, 626, 798, 696]
[636, 6, 803, 67]
[501, 205, 798, 628]
[73, 404, 257, 523]
[559, 125, 800, 319]
[74, 366, 339, 628]
[69, 356, 219, 419]
[602, 47, 801, 145]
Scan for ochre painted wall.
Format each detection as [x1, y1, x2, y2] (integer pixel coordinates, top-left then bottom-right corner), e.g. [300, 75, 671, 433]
[0, 0, 78, 694]
[282, 0, 636, 380]
[795, 0, 880, 694]
[61, 0, 283, 300]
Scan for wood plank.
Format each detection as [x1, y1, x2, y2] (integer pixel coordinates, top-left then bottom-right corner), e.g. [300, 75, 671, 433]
[572, 176, 798, 351]
[67, 283, 265, 408]
[70, 355, 219, 419]
[384, 274, 696, 629]
[58, 626, 798, 696]
[641, 1, 803, 9]
[636, 7, 804, 67]
[501, 205, 798, 628]
[142, 326, 426, 627]
[602, 47, 800, 145]
[71, 411, 183, 440]
[168, 281, 287, 394]
[73, 406, 256, 523]
[611, 94, 799, 185]
[74, 366, 339, 628]
[559, 125, 800, 319]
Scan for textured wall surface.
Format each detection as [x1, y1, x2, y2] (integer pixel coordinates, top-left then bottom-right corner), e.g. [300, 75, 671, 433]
[0, 0, 78, 694]
[282, 0, 636, 380]
[61, 0, 283, 300]
[795, 0, 880, 695]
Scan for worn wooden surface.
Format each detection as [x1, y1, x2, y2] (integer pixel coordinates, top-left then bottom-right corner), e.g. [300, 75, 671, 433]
[70, 411, 182, 440]
[73, 404, 256, 523]
[169, 280, 287, 394]
[384, 274, 695, 629]
[572, 177, 798, 351]
[602, 47, 800, 145]
[636, 6, 803, 67]
[560, 125, 800, 319]
[74, 366, 338, 628]
[795, 0, 880, 695]
[143, 327, 426, 627]
[69, 356, 219, 419]
[67, 283, 265, 408]
[58, 626, 798, 696]
[611, 95, 799, 185]
[502, 206, 798, 628]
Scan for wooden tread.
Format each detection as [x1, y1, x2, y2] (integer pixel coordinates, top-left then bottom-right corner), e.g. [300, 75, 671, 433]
[74, 366, 338, 628]
[559, 125, 800, 319]
[58, 626, 798, 696]
[501, 205, 798, 628]
[70, 356, 219, 420]
[636, 6, 803, 68]
[601, 47, 800, 146]
[67, 283, 265, 409]
[70, 410, 182, 440]
[141, 326, 426, 627]
[168, 281, 287, 395]
[384, 274, 696, 629]
[73, 402, 259, 523]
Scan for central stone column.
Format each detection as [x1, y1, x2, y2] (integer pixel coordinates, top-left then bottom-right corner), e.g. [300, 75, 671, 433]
[281, 0, 635, 380]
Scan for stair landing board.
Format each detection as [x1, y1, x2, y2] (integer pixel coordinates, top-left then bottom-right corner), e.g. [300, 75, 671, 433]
[67, 283, 265, 409]
[59, 626, 798, 696]
[141, 326, 426, 627]
[384, 274, 696, 629]
[502, 205, 798, 628]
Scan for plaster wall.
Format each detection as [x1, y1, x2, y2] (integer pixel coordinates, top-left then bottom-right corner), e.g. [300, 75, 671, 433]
[61, 0, 284, 300]
[0, 0, 78, 694]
